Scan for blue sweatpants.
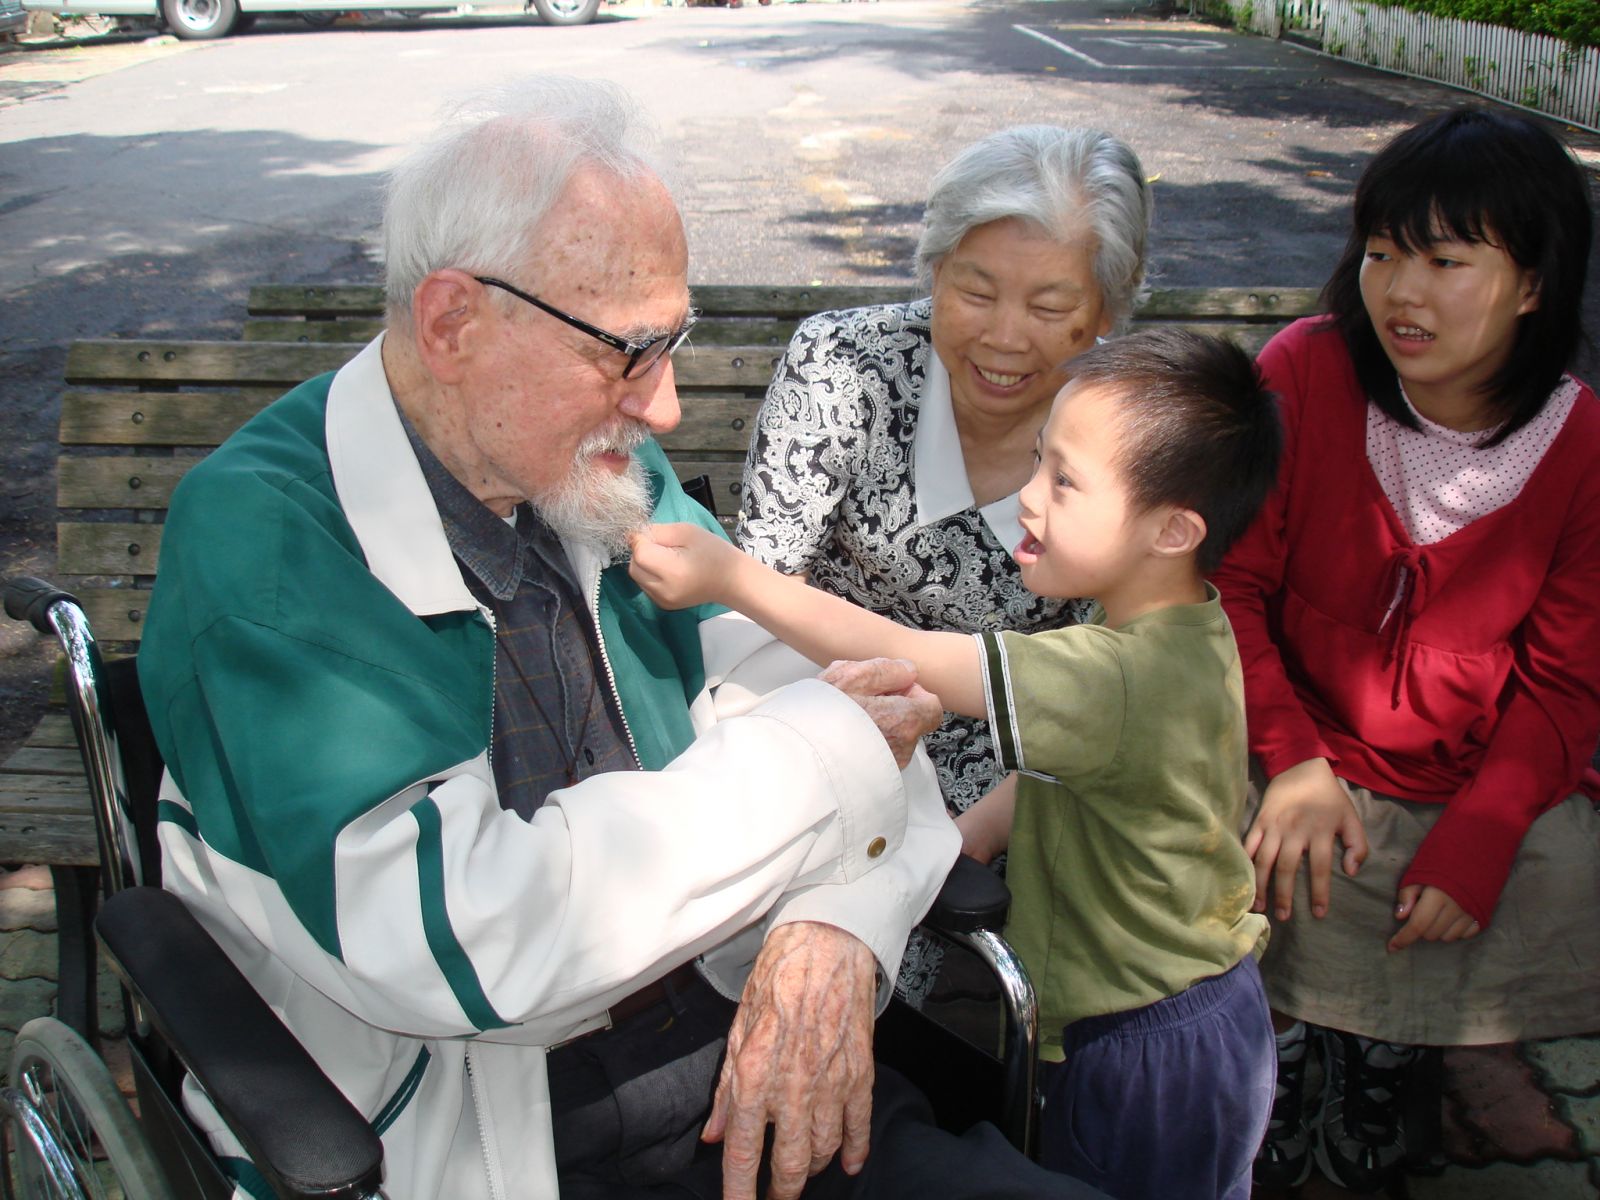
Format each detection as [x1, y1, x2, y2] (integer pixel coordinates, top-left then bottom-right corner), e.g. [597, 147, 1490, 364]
[1037, 955, 1274, 1200]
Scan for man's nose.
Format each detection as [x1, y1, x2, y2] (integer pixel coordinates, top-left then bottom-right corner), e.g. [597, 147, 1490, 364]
[619, 358, 681, 434]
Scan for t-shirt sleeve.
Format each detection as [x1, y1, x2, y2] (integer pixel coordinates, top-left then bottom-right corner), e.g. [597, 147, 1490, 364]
[976, 628, 1124, 780]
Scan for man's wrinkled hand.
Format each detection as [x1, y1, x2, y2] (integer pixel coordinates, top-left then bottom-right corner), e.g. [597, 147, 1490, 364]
[819, 658, 941, 769]
[703, 921, 877, 1200]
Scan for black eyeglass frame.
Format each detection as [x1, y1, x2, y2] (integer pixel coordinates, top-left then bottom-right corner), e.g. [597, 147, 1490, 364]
[475, 275, 696, 380]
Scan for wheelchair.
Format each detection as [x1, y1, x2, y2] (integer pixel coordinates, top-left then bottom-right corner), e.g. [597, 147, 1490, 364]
[1, 573, 1039, 1200]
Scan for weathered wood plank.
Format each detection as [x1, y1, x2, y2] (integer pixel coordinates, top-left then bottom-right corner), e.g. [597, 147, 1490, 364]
[243, 318, 385, 343]
[60, 391, 275, 446]
[66, 341, 360, 388]
[58, 524, 162, 578]
[68, 591, 153, 645]
[65, 341, 786, 391]
[657, 397, 762, 456]
[0, 772, 89, 799]
[0, 778, 91, 813]
[2, 747, 85, 777]
[58, 457, 193, 510]
[247, 283, 1317, 322]
[247, 284, 386, 315]
[0, 812, 99, 867]
[27, 715, 78, 749]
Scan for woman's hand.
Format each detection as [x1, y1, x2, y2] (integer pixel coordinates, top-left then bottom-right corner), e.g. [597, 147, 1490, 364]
[1244, 758, 1369, 922]
[1388, 884, 1481, 953]
[628, 522, 737, 609]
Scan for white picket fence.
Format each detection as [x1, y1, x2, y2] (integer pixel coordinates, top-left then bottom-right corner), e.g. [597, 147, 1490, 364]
[1320, 2, 1599, 131]
[1195, 0, 1599, 133]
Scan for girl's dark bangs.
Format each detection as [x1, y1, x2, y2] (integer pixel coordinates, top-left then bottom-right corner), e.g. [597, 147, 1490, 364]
[1355, 164, 1497, 254]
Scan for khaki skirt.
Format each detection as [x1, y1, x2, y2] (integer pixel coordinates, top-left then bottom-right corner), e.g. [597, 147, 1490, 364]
[1243, 770, 1600, 1045]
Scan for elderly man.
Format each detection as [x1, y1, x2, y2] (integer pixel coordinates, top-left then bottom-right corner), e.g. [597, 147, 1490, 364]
[139, 78, 1105, 1200]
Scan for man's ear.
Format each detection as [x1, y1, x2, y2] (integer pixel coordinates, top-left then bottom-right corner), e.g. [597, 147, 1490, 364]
[410, 270, 483, 385]
[1152, 507, 1206, 559]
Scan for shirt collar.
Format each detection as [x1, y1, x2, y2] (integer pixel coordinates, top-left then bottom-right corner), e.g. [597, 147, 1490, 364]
[400, 410, 532, 603]
[912, 353, 1026, 555]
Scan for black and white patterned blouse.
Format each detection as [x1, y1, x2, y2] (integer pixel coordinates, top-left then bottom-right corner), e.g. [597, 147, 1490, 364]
[735, 300, 1089, 813]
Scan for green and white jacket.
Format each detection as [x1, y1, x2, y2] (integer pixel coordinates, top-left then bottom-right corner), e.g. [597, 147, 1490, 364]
[140, 337, 957, 1200]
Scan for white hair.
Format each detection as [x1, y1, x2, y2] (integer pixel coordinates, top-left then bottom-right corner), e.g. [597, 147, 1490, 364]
[383, 76, 662, 316]
[914, 126, 1154, 333]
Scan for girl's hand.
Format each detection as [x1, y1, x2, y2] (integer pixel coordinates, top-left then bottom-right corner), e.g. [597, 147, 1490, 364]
[1388, 884, 1481, 953]
[1244, 758, 1369, 922]
[628, 522, 736, 609]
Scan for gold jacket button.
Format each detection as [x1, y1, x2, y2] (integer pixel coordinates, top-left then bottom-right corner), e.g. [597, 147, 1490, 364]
[867, 836, 887, 859]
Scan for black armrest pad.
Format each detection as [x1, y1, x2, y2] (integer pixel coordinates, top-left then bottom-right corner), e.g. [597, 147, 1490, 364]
[96, 887, 383, 1200]
[924, 853, 1010, 935]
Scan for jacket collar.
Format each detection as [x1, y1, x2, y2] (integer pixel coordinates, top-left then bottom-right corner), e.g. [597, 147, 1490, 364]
[911, 353, 1026, 555]
[325, 334, 480, 618]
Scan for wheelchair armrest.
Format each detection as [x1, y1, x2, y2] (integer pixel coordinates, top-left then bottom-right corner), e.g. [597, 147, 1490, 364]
[3, 575, 78, 634]
[96, 887, 384, 1200]
[923, 853, 1010, 935]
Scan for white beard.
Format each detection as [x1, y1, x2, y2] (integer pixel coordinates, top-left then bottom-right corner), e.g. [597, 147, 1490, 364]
[534, 422, 653, 557]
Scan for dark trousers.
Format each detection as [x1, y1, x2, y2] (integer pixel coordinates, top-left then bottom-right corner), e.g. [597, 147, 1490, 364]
[549, 974, 1109, 1200]
[1038, 955, 1276, 1200]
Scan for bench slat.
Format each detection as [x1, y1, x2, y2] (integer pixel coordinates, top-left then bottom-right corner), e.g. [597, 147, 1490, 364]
[59, 457, 192, 510]
[247, 284, 386, 316]
[0, 812, 98, 867]
[61, 391, 276, 446]
[29, 714, 78, 749]
[0, 772, 90, 799]
[60, 590, 153, 644]
[242, 316, 809, 348]
[59, 523, 163, 577]
[246, 283, 1319, 322]
[65, 341, 788, 390]
[3, 747, 86, 776]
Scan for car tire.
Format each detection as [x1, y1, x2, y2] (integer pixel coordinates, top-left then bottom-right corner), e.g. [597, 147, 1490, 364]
[532, 0, 598, 25]
[161, 0, 238, 38]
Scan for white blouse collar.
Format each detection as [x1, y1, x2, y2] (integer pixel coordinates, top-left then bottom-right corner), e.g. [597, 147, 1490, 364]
[912, 353, 1026, 556]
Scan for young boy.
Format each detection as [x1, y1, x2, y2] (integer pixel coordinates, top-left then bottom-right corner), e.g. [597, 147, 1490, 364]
[629, 328, 1283, 1200]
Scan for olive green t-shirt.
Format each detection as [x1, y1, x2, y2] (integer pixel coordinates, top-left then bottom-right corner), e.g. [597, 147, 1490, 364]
[977, 585, 1268, 1061]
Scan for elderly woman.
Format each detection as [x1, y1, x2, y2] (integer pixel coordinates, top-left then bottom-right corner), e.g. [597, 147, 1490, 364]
[735, 125, 1153, 999]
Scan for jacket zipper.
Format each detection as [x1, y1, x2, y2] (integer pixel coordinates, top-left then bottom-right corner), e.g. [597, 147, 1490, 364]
[464, 1047, 507, 1200]
[481, 606, 498, 778]
[588, 563, 641, 768]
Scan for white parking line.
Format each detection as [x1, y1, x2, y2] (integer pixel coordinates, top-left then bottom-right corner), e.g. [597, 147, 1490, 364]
[1013, 24, 1295, 71]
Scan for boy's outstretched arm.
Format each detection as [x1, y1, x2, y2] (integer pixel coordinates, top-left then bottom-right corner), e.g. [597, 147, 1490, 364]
[954, 774, 1016, 865]
[630, 523, 986, 718]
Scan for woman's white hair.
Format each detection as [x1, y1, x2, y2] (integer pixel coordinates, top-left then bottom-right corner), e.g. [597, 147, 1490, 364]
[914, 126, 1154, 332]
[383, 76, 660, 316]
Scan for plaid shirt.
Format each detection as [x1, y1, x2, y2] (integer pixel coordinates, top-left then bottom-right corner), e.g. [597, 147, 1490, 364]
[403, 414, 636, 819]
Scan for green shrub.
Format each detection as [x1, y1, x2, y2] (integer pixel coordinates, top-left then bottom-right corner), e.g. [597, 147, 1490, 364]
[1358, 0, 1599, 48]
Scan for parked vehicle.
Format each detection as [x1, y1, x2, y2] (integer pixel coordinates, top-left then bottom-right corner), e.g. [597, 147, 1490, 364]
[0, 0, 29, 36]
[17, 0, 599, 39]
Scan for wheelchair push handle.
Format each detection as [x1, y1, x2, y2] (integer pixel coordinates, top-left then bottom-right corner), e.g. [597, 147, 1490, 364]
[3, 576, 80, 634]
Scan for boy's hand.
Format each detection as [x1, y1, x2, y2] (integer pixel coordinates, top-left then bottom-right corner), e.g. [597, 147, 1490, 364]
[628, 522, 735, 609]
[1244, 757, 1368, 922]
[1388, 884, 1480, 953]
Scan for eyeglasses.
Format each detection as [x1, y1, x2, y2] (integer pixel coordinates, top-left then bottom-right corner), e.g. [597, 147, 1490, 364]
[475, 276, 697, 380]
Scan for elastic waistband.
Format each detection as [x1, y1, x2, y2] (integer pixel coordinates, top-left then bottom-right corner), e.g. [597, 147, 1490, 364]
[1064, 955, 1260, 1046]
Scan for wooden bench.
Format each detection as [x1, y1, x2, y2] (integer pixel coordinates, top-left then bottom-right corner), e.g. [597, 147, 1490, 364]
[2, 281, 1318, 873]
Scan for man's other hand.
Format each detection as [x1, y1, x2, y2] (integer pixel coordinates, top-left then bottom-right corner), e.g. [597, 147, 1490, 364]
[703, 921, 877, 1200]
[818, 658, 941, 769]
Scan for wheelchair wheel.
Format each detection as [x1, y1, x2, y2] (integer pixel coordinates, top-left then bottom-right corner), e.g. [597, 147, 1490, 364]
[2, 1019, 168, 1200]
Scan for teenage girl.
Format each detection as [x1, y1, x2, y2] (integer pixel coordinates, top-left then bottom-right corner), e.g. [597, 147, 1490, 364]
[1210, 107, 1600, 1192]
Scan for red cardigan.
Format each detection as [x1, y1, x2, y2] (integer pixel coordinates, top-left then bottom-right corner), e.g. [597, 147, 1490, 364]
[1213, 318, 1600, 927]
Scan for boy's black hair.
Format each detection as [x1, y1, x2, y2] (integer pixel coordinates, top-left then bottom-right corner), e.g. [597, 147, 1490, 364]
[1068, 327, 1282, 572]
[1321, 107, 1592, 445]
